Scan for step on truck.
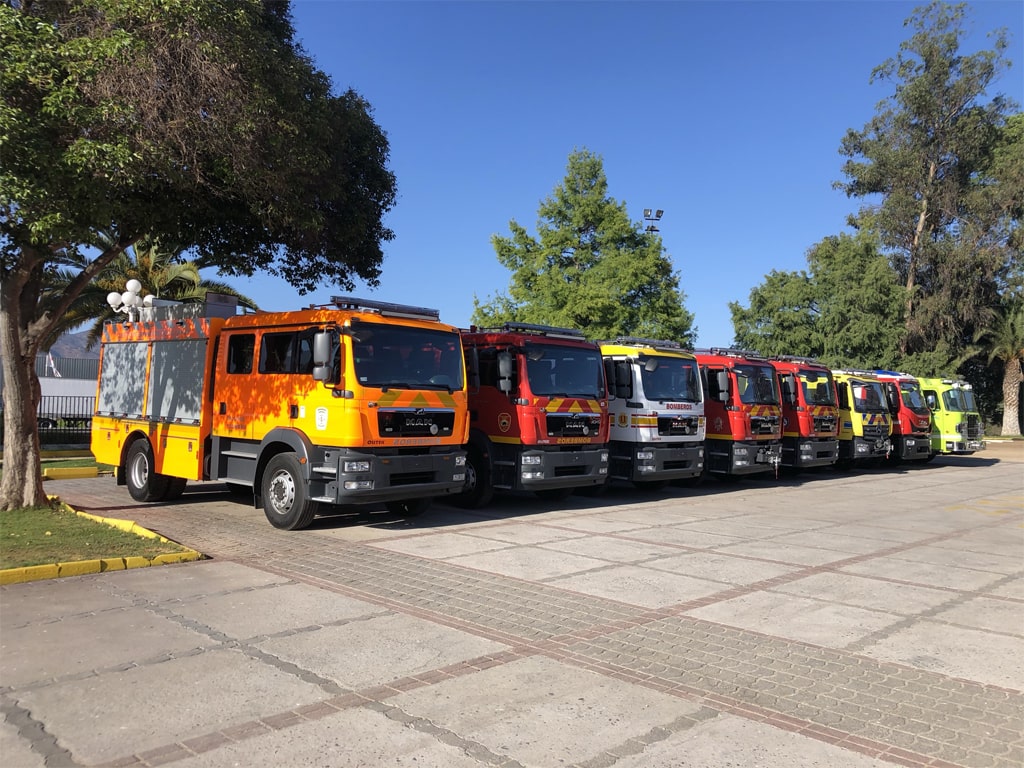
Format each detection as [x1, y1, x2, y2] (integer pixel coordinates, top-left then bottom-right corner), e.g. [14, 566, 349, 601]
[916, 376, 985, 457]
[91, 296, 469, 530]
[600, 337, 705, 488]
[831, 369, 893, 468]
[770, 356, 839, 470]
[873, 370, 933, 463]
[457, 323, 609, 507]
[693, 348, 782, 478]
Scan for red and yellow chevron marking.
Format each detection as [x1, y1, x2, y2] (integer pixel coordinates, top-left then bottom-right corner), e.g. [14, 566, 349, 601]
[375, 390, 460, 408]
[540, 398, 601, 414]
[809, 406, 835, 417]
[747, 405, 780, 417]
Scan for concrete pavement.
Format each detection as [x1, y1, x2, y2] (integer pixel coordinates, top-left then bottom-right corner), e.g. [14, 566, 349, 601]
[2, 451, 1022, 768]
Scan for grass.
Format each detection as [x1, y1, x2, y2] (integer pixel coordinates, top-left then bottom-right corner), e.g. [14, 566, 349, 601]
[0, 502, 193, 570]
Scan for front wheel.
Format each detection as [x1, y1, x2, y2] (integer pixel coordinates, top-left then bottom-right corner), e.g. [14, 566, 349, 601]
[125, 439, 169, 502]
[261, 453, 318, 530]
[452, 447, 494, 509]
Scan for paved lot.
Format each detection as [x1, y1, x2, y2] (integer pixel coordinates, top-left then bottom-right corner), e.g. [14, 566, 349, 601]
[2, 449, 1022, 768]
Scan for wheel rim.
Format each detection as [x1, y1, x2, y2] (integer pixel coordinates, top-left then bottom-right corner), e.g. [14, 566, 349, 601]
[464, 461, 478, 492]
[267, 468, 296, 516]
[129, 451, 149, 490]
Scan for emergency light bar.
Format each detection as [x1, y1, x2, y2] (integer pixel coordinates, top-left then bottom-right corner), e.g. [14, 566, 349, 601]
[499, 322, 585, 339]
[331, 296, 440, 321]
[698, 347, 767, 360]
[776, 355, 827, 366]
[608, 336, 682, 350]
[832, 368, 880, 378]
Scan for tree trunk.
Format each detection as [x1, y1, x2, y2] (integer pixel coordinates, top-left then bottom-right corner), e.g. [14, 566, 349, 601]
[1001, 358, 1023, 437]
[0, 293, 47, 510]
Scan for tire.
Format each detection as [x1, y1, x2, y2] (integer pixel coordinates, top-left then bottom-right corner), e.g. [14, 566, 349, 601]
[385, 498, 432, 517]
[125, 439, 169, 502]
[161, 477, 188, 501]
[261, 453, 318, 530]
[535, 487, 573, 502]
[452, 447, 494, 509]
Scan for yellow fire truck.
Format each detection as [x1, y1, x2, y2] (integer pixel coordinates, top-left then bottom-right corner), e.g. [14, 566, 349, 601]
[831, 369, 893, 467]
[91, 296, 468, 529]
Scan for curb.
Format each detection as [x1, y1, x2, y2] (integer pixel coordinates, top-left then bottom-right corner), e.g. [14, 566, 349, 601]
[42, 467, 99, 480]
[0, 502, 205, 586]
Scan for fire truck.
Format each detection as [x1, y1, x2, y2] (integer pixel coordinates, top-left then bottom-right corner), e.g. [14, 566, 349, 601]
[693, 348, 782, 478]
[91, 296, 469, 530]
[831, 369, 892, 467]
[873, 370, 932, 462]
[769, 356, 839, 470]
[916, 376, 985, 457]
[457, 323, 609, 507]
[600, 337, 705, 488]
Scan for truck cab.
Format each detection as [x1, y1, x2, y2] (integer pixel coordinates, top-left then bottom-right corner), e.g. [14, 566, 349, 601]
[917, 376, 985, 457]
[601, 337, 705, 488]
[458, 323, 609, 507]
[831, 369, 893, 468]
[770, 356, 839, 470]
[693, 348, 782, 478]
[873, 370, 932, 463]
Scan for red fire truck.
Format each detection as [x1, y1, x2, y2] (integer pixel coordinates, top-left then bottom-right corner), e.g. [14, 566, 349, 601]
[770, 356, 839, 470]
[874, 370, 933, 463]
[693, 348, 782, 478]
[458, 323, 609, 507]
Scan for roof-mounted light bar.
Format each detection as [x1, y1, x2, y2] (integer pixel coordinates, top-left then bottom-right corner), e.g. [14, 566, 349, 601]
[832, 368, 880, 378]
[608, 336, 682, 350]
[697, 347, 767, 361]
[331, 296, 440, 321]
[775, 355, 827, 366]
[498, 322, 585, 339]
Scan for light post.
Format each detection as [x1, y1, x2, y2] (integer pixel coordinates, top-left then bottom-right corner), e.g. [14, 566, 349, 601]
[106, 280, 155, 322]
[643, 208, 664, 233]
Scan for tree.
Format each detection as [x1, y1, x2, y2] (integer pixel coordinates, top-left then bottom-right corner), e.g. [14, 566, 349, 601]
[0, 0, 397, 510]
[473, 149, 695, 344]
[729, 231, 906, 369]
[42, 233, 260, 351]
[972, 301, 1024, 436]
[836, 2, 1017, 360]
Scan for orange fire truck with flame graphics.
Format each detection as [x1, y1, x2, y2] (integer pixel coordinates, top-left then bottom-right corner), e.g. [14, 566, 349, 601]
[769, 356, 839, 470]
[456, 323, 609, 507]
[91, 297, 468, 529]
[693, 348, 782, 478]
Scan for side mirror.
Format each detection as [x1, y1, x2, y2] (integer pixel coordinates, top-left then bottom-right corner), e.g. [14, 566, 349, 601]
[715, 370, 729, 402]
[312, 332, 334, 382]
[497, 351, 514, 394]
[781, 374, 796, 405]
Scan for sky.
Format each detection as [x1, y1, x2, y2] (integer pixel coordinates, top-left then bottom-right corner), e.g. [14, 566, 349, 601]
[228, 0, 1024, 347]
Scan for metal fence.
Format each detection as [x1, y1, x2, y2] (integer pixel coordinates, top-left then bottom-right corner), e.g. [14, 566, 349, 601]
[0, 395, 95, 445]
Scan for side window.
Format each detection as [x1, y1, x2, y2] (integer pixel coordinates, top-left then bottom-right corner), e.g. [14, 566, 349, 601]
[227, 334, 255, 374]
[705, 367, 722, 399]
[295, 330, 316, 374]
[476, 348, 498, 388]
[836, 382, 849, 410]
[260, 332, 295, 374]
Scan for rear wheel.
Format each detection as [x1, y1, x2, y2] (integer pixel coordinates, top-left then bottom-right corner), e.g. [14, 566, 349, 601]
[385, 498, 432, 517]
[125, 439, 169, 502]
[261, 453, 318, 530]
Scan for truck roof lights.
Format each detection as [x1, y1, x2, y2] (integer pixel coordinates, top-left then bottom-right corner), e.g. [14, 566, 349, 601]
[605, 336, 682, 350]
[776, 355, 827, 366]
[474, 322, 585, 340]
[330, 296, 440, 321]
[697, 347, 767, 361]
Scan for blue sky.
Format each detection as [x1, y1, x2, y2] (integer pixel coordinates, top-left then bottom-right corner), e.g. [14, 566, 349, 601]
[231, 0, 1023, 346]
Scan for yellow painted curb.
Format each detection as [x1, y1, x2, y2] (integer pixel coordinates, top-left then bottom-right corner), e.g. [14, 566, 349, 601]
[0, 500, 204, 586]
[42, 467, 99, 480]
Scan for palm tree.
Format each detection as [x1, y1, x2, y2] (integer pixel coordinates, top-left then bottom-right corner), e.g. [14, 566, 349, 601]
[973, 301, 1024, 436]
[42, 233, 259, 350]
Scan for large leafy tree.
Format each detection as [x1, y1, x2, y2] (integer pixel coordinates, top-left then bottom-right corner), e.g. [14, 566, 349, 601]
[730, 232, 906, 369]
[836, 2, 1017, 360]
[0, 0, 397, 510]
[972, 301, 1024, 436]
[473, 149, 695, 344]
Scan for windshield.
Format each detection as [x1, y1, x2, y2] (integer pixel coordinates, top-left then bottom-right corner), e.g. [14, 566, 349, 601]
[798, 370, 835, 406]
[525, 343, 605, 398]
[735, 364, 779, 405]
[851, 380, 887, 412]
[899, 381, 929, 413]
[351, 323, 464, 391]
[639, 356, 701, 402]
[943, 387, 977, 412]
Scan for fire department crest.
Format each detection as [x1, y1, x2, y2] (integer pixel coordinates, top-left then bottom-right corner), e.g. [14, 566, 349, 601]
[618, 413, 628, 428]
[498, 412, 512, 432]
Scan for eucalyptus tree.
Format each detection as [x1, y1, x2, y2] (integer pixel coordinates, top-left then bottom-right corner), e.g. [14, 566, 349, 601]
[473, 149, 695, 345]
[0, 0, 397, 509]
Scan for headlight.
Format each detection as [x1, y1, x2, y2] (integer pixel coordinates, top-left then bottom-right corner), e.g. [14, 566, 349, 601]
[600, 451, 609, 462]
[343, 480, 373, 490]
[455, 455, 466, 466]
[636, 450, 654, 460]
[343, 461, 371, 473]
[522, 455, 543, 466]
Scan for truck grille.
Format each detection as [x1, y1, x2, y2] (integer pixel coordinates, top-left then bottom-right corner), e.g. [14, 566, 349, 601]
[658, 415, 700, 436]
[378, 410, 454, 438]
[546, 413, 602, 438]
[962, 415, 983, 440]
[813, 416, 836, 434]
[751, 415, 779, 435]
[863, 423, 888, 440]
